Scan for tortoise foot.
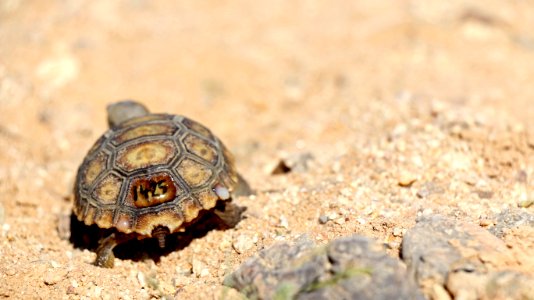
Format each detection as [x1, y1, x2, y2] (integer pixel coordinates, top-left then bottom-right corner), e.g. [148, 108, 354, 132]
[94, 233, 118, 268]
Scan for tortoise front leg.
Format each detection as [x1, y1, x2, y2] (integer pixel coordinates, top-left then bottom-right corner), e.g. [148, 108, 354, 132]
[94, 233, 133, 268]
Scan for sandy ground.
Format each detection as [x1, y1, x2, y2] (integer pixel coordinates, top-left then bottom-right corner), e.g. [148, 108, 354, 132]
[0, 0, 533, 299]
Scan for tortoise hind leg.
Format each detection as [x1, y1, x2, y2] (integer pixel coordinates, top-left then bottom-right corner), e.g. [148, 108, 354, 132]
[95, 233, 118, 268]
[94, 233, 133, 268]
[213, 173, 250, 227]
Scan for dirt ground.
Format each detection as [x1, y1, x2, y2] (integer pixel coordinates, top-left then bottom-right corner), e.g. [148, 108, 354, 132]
[0, 1, 533, 299]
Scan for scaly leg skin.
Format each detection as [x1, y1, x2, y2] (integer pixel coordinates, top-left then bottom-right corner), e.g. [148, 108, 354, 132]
[94, 233, 134, 268]
[95, 233, 118, 268]
[106, 100, 149, 128]
[214, 202, 246, 228]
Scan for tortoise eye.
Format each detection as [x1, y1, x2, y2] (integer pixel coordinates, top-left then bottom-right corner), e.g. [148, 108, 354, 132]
[130, 173, 177, 208]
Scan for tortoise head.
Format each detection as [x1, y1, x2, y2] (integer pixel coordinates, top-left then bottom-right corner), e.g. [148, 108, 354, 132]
[107, 100, 150, 129]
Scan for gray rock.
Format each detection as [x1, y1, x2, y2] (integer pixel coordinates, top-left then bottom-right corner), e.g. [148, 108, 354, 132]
[489, 208, 534, 238]
[401, 215, 471, 288]
[225, 235, 423, 300]
[401, 214, 520, 298]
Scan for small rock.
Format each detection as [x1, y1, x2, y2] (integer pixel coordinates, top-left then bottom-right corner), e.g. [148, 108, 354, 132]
[398, 171, 417, 187]
[279, 215, 289, 229]
[93, 286, 102, 298]
[50, 260, 61, 269]
[175, 261, 193, 276]
[191, 259, 206, 277]
[515, 170, 527, 183]
[333, 216, 346, 225]
[479, 218, 493, 227]
[416, 182, 445, 198]
[66, 285, 76, 295]
[392, 227, 404, 237]
[44, 269, 66, 285]
[517, 195, 534, 208]
[232, 234, 257, 254]
[475, 190, 493, 199]
[318, 215, 329, 224]
[137, 272, 147, 287]
[518, 199, 534, 208]
[271, 152, 314, 175]
[199, 268, 210, 278]
[489, 208, 534, 238]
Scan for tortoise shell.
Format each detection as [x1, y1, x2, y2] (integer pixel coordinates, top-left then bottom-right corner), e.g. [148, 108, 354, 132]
[73, 113, 238, 236]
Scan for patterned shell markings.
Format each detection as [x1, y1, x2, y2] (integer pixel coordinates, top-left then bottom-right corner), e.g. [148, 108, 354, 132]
[74, 114, 238, 236]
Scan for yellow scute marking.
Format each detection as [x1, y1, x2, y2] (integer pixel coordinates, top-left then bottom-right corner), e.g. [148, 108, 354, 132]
[184, 134, 218, 164]
[83, 153, 107, 187]
[176, 158, 213, 188]
[116, 140, 176, 172]
[93, 173, 122, 204]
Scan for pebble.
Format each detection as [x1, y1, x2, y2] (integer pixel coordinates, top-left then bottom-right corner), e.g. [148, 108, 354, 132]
[475, 190, 493, 199]
[93, 286, 102, 298]
[279, 215, 289, 229]
[392, 227, 404, 237]
[416, 182, 445, 198]
[70, 279, 79, 288]
[318, 215, 329, 224]
[489, 208, 534, 238]
[333, 216, 346, 225]
[175, 266, 192, 278]
[50, 260, 61, 268]
[137, 272, 146, 287]
[479, 218, 493, 227]
[199, 268, 210, 278]
[398, 171, 417, 187]
[66, 285, 76, 295]
[191, 259, 206, 277]
[518, 198, 534, 208]
[232, 233, 257, 254]
[44, 269, 67, 285]
[517, 187, 533, 208]
[271, 152, 314, 174]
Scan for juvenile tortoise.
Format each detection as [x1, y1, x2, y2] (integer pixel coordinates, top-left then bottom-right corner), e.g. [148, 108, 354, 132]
[73, 100, 250, 267]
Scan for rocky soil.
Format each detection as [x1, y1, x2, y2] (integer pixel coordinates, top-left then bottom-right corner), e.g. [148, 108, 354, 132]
[0, 1, 533, 299]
